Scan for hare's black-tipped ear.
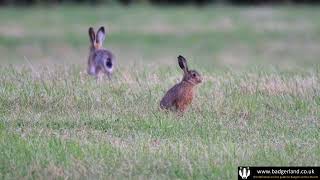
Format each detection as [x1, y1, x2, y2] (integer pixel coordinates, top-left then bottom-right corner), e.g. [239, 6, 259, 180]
[96, 26, 106, 48]
[178, 55, 188, 73]
[88, 27, 95, 45]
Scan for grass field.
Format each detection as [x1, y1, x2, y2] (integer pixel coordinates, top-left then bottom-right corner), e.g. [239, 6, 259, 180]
[0, 5, 320, 179]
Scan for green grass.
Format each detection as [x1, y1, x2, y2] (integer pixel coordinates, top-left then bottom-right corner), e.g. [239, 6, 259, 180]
[0, 5, 320, 179]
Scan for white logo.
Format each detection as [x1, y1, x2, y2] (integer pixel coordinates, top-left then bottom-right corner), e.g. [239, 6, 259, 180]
[239, 167, 250, 179]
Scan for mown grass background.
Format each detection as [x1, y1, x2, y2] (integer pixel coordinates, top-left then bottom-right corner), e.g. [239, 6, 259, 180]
[0, 5, 319, 179]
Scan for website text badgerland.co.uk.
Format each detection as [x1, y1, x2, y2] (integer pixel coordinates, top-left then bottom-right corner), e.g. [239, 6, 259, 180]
[256, 168, 315, 176]
[238, 166, 319, 180]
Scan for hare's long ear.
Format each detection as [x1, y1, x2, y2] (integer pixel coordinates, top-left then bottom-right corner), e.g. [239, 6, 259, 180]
[88, 27, 95, 46]
[178, 55, 188, 74]
[96, 26, 106, 49]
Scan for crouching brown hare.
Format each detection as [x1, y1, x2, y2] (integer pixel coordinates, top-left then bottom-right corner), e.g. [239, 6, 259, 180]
[87, 26, 115, 80]
[160, 55, 202, 112]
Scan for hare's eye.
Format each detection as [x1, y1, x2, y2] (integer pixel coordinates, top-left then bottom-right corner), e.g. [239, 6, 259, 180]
[106, 58, 112, 68]
[192, 73, 196, 77]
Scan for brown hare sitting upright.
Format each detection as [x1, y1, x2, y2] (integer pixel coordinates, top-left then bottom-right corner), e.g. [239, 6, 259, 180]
[160, 55, 202, 112]
[87, 26, 115, 80]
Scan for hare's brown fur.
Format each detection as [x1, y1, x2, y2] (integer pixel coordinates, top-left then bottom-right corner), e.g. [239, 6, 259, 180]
[160, 55, 202, 112]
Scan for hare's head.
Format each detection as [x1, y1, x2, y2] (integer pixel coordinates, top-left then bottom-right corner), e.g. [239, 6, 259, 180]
[88, 26, 106, 50]
[178, 55, 202, 85]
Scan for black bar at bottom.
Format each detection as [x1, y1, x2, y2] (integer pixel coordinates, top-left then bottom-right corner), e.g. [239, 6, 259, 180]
[238, 166, 319, 180]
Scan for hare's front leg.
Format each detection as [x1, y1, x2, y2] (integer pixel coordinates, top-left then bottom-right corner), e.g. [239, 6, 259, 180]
[176, 101, 188, 113]
[106, 72, 112, 80]
[96, 72, 104, 83]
